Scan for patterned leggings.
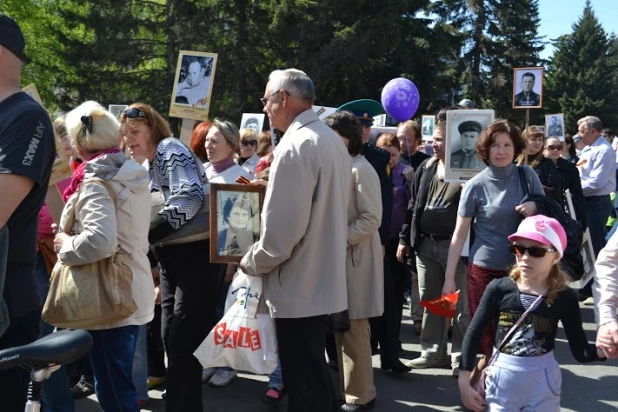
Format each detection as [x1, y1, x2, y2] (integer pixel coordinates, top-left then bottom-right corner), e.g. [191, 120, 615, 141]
[467, 263, 508, 356]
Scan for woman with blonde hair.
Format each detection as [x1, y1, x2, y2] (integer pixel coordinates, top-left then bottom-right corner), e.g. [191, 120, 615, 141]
[120, 102, 218, 411]
[519, 126, 563, 207]
[237, 128, 260, 177]
[54, 101, 155, 411]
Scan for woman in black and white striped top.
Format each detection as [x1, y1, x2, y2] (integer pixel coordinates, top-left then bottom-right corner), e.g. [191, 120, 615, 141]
[121, 103, 221, 412]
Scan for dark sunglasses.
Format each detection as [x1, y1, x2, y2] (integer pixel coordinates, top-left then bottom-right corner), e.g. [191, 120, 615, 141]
[241, 140, 258, 147]
[547, 144, 563, 151]
[121, 107, 147, 119]
[509, 244, 554, 258]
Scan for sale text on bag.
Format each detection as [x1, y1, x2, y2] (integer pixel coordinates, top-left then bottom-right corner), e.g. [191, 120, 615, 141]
[213, 322, 262, 351]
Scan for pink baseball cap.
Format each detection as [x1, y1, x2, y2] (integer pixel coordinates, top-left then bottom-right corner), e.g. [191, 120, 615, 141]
[508, 215, 567, 257]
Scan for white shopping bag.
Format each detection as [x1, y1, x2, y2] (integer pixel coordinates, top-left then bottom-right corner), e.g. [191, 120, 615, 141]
[194, 272, 278, 375]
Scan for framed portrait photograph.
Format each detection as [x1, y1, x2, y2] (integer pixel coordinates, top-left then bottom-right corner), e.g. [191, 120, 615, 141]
[421, 115, 435, 141]
[108, 105, 128, 119]
[210, 183, 266, 263]
[545, 113, 565, 140]
[240, 113, 266, 134]
[444, 109, 495, 182]
[512, 67, 544, 109]
[169, 50, 218, 122]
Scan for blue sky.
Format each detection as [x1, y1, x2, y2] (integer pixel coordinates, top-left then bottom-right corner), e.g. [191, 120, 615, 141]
[538, 0, 618, 59]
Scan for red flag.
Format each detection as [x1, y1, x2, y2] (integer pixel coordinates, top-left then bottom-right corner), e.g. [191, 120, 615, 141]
[420, 291, 460, 318]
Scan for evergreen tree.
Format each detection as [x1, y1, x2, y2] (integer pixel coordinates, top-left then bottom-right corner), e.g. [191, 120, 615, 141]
[545, 0, 618, 132]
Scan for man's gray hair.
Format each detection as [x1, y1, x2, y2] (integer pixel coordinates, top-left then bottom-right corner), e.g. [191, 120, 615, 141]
[213, 119, 241, 151]
[577, 116, 603, 132]
[268, 69, 315, 104]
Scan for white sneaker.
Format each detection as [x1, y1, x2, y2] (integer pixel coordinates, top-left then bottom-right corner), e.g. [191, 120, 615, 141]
[209, 368, 237, 387]
[201, 367, 217, 383]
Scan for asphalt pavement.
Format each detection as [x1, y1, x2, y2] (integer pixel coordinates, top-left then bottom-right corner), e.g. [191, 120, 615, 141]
[77, 302, 618, 411]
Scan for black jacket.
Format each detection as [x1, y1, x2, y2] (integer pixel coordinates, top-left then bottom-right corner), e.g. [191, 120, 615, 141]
[555, 157, 588, 230]
[531, 157, 564, 208]
[399, 157, 445, 248]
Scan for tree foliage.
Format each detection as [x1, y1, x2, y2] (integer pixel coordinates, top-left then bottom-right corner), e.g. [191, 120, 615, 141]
[3, 0, 617, 133]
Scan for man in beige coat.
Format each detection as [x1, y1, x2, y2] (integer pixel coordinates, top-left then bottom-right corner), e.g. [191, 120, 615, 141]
[325, 111, 384, 411]
[241, 69, 351, 412]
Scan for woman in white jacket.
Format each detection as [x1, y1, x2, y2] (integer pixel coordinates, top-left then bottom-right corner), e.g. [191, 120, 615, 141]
[54, 101, 154, 412]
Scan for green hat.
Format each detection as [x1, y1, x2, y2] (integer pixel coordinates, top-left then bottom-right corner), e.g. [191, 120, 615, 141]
[337, 99, 385, 127]
[458, 120, 482, 135]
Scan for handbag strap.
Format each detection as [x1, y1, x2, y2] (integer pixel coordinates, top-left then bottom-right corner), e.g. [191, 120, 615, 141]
[487, 288, 546, 367]
[517, 165, 530, 198]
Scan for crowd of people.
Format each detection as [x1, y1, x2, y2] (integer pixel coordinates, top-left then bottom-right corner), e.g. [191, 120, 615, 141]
[2, 12, 618, 412]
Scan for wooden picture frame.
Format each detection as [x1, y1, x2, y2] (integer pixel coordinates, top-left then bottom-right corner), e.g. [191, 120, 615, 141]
[210, 183, 266, 263]
[169, 50, 218, 121]
[512, 67, 544, 109]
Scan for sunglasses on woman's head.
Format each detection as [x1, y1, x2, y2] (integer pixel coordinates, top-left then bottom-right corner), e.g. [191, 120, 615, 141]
[509, 244, 554, 258]
[122, 108, 147, 119]
[547, 144, 563, 151]
[241, 140, 258, 147]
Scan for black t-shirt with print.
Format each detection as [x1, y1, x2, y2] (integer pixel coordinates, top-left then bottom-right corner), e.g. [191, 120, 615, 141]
[0, 92, 55, 319]
[461, 277, 600, 371]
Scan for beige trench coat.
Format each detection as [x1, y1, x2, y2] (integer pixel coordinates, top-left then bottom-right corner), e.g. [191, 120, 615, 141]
[346, 155, 384, 319]
[241, 109, 352, 318]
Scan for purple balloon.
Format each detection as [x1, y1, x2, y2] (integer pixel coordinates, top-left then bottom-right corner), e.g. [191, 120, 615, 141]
[381, 78, 420, 122]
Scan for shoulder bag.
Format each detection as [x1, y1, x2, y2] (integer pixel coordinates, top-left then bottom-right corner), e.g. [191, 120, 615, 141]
[42, 178, 137, 329]
[151, 137, 210, 247]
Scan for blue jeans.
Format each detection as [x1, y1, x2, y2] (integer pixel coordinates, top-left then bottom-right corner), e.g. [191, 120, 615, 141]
[35, 252, 75, 412]
[132, 324, 148, 401]
[268, 362, 283, 391]
[89, 325, 140, 412]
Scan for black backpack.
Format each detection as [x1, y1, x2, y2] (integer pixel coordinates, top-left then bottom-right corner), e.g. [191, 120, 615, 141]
[517, 167, 584, 281]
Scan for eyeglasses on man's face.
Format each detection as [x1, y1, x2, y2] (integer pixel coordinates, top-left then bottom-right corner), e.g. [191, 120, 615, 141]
[260, 90, 290, 106]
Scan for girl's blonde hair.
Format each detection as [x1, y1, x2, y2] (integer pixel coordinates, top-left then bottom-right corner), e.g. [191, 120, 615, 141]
[509, 261, 567, 305]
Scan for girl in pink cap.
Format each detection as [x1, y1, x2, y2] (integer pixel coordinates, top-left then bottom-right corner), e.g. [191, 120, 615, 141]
[458, 215, 606, 412]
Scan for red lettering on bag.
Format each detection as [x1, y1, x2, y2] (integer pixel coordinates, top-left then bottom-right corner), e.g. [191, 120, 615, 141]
[212, 321, 263, 351]
[214, 323, 226, 345]
[250, 330, 261, 350]
[224, 330, 238, 348]
[238, 327, 252, 348]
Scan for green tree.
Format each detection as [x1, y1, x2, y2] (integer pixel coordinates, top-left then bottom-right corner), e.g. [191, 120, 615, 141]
[545, 0, 618, 132]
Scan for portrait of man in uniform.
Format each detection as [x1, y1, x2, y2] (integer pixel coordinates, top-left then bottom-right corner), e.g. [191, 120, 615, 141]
[450, 120, 485, 170]
[513, 67, 543, 109]
[444, 109, 494, 182]
[545, 114, 565, 139]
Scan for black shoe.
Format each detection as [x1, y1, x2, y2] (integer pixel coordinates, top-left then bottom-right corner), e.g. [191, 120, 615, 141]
[71, 377, 95, 399]
[380, 360, 411, 375]
[341, 399, 375, 411]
